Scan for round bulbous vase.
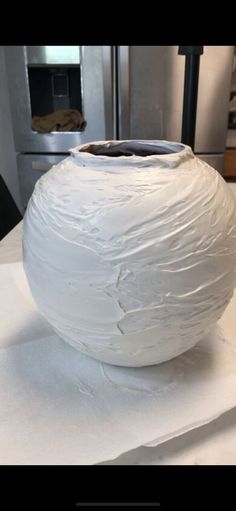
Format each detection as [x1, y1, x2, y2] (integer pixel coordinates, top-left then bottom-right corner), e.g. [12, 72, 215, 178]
[23, 140, 236, 367]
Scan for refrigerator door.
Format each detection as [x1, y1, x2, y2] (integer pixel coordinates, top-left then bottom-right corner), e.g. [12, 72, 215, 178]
[118, 46, 233, 155]
[4, 46, 114, 153]
[194, 46, 233, 153]
[118, 46, 184, 141]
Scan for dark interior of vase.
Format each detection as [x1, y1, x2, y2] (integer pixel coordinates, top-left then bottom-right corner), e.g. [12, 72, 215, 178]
[80, 141, 184, 157]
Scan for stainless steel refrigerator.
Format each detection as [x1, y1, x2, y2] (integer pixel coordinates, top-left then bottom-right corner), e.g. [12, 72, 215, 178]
[4, 45, 234, 210]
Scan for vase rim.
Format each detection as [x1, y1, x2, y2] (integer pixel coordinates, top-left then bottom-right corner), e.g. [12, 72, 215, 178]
[70, 140, 194, 168]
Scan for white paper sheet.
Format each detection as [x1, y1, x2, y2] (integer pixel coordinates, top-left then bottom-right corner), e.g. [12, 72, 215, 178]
[0, 262, 236, 465]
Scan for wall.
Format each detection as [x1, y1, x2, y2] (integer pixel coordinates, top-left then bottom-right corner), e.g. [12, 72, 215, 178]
[0, 46, 22, 211]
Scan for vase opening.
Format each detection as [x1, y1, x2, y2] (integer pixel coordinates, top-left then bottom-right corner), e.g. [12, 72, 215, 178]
[79, 140, 185, 158]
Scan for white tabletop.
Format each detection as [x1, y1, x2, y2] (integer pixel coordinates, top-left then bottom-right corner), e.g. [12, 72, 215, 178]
[1, 182, 236, 465]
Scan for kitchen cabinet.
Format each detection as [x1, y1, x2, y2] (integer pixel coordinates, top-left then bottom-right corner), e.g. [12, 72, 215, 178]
[223, 148, 236, 178]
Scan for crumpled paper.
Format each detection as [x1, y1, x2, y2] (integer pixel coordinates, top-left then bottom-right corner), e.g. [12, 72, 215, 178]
[0, 262, 236, 465]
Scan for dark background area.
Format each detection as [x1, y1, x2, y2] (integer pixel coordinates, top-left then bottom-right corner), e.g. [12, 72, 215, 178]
[0, 175, 22, 241]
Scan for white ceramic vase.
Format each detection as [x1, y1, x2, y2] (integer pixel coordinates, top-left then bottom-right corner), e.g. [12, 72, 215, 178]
[23, 140, 236, 367]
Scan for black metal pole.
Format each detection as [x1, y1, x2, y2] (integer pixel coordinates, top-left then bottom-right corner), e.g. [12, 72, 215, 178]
[178, 46, 204, 150]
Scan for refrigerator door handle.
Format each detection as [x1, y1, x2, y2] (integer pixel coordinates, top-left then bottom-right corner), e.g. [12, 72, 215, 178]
[117, 46, 130, 140]
[102, 46, 114, 140]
